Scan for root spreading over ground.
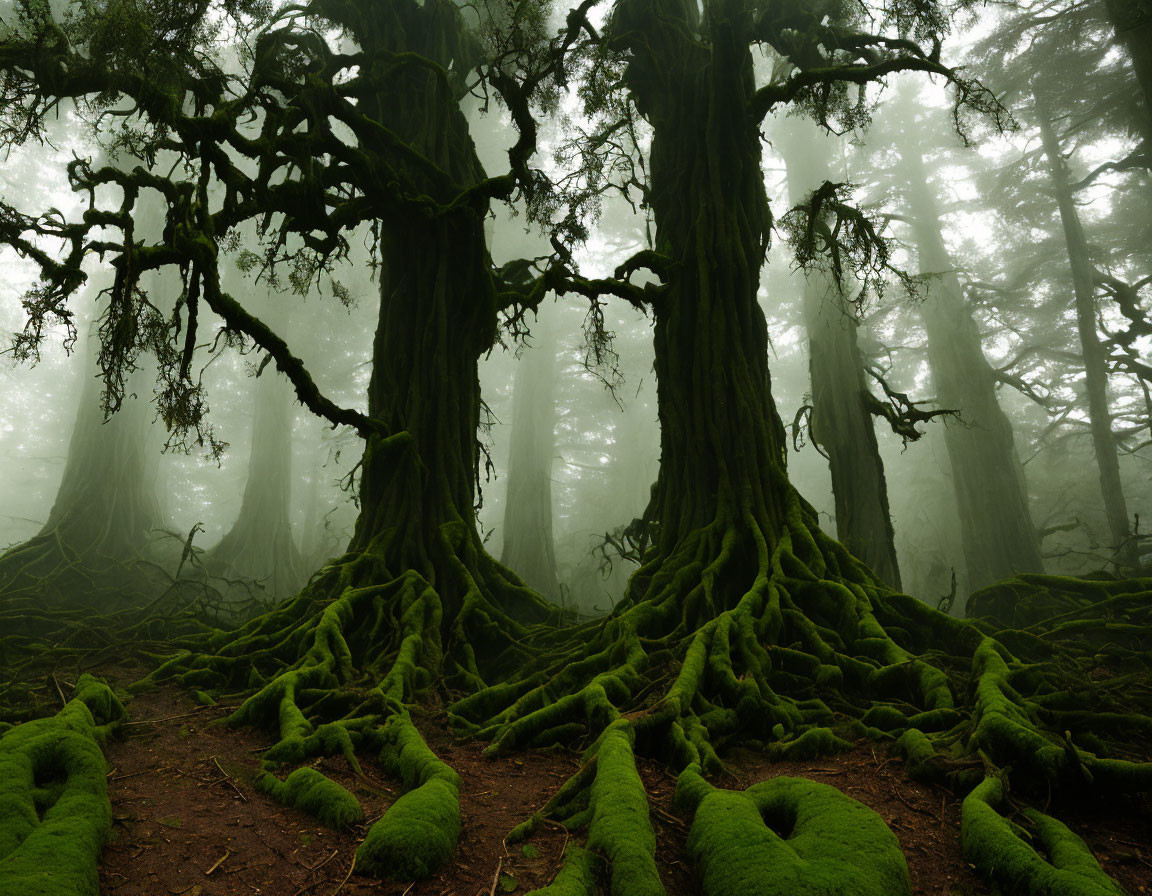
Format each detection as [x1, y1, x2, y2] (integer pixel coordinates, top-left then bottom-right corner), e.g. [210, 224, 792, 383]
[53, 484, 1140, 895]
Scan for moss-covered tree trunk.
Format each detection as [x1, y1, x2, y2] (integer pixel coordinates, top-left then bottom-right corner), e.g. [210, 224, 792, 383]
[203, 365, 307, 604]
[900, 141, 1045, 594]
[154, 0, 556, 879]
[623, 0, 789, 572]
[1036, 94, 1136, 566]
[777, 121, 902, 589]
[500, 312, 561, 601]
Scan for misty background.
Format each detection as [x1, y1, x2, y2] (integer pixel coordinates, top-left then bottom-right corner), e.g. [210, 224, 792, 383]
[0, 0, 1148, 619]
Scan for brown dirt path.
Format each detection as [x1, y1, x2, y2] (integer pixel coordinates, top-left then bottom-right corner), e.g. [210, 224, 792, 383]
[96, 683, 1152, 895]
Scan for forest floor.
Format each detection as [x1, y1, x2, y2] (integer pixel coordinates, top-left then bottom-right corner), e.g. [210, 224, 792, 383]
[86, 666, 1152, 896]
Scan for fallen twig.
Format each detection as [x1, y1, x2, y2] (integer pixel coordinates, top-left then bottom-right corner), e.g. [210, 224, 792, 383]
[212, 756, 248, 802]
[330, 852, 356, 896]
[486, 856, 504, 896]
[206, 850, 230, 875]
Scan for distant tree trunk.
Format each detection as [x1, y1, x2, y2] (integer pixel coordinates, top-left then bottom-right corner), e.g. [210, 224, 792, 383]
[1036, 93, 1136, 565]
[204, 368, 307, 602]
[0, 319, 164, 598]
[900, 143, 1046, 593]
[43, 348, 162, 558]
[299, 424, 347, 570]
[1103, 0, 1152, 136]
[500, 313, 560, 601]
[778, 123, 902, 589]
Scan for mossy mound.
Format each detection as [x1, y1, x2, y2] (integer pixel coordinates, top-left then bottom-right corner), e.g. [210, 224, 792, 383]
[0, 675, 125, 895]
[675, 765, 911, 896]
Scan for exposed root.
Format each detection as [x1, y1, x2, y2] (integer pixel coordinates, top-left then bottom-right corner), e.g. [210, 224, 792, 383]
[0, 675, 126, 895]
[454, 490, 1152, 895]
[523, 845, 602, 896]
[145, 527, 558, 880]
[961, 776, 1127, 896]
[254, 767, 364, 828]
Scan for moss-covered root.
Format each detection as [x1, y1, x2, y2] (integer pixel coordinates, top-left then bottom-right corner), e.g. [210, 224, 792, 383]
[961, 777, 1127, 896]
[674, 765, 911, 896]
[355, 713, 461, 880]
[254, 767, 363, 829]
[0, 674, 126, 895]
[586, 725, 665, 896]
[524, 846, 603, 896]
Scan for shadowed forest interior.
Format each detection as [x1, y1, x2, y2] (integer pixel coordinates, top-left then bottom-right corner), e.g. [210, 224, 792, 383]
[1, 0, 1152, 893]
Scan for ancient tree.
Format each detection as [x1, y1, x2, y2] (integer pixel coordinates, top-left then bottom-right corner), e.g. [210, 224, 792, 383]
[0, 0, 567, 879]
[453, 1, 1152, 893]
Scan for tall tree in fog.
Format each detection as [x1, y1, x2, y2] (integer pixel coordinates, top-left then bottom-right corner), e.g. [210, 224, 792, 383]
[0, 0, 567, 876]
[886, 99, 1045, 591]
[775, 119, 902, 589]
[0, 316, 164, 601]
[203, 364, 307, 603]
[1035, 92, 1137, 564]
[974, 3, 1152, 567]
[500, 311, 560, 600]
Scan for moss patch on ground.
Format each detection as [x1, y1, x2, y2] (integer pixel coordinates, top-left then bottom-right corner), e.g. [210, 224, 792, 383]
[675, 765, 911, 896]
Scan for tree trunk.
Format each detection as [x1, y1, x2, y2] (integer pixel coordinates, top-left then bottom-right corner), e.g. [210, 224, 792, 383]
[0, 317, 164, 599]
[155, 1, 556, 877]
[900, 141, 1045, 593]
[777, 122, 903, 589]
[204, 366, 307, 603]
[1036, 93, 1136, 565]
[625, 5, 791, 572]
[500, 312, 561, 601]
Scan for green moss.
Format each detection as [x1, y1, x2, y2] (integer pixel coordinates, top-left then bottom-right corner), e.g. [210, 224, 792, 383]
[524, 846, 602, 895]
[0, 675, 125, 895]
[357, 776, 459, 879]
[960, 777, 1125, 896]
[355, 714, 460, 880]
[765, 727, 851, 760]
[254, 767, 363, 828]
[586, 725, 664, 896]
[675, 765, 910, 896]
